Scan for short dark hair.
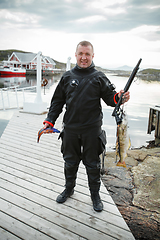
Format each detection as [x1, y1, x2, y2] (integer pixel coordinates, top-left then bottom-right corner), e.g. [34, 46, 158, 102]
[76, 41, 94, 52]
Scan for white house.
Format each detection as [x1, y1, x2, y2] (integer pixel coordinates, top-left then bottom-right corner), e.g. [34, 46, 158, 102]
[3, 52, 56, 70]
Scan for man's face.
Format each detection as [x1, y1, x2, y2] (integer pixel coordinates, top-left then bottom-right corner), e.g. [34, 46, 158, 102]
[75, 45, 94, 68]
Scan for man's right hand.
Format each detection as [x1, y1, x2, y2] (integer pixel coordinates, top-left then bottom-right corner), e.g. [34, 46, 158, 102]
[43, 123, 51, 129]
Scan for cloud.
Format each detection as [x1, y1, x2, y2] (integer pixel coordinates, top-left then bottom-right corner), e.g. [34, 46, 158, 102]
[0, 0, 159, 35]
[131, 25, 160, 42]
[0, 0, 160, 68]
[0, 9, 41, 29]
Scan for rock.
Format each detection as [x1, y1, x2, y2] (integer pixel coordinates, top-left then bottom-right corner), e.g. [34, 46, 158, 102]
[124, 156, 138, 168]
[101, 146, 160, 240]
[106, 167, 134, 190]
[101, 167, 134, 206]
[132, 156, 160, 214]
[119, 205, 160, 240]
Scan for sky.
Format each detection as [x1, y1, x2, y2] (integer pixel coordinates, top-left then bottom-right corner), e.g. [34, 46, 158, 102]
[0, 0, 160, 69]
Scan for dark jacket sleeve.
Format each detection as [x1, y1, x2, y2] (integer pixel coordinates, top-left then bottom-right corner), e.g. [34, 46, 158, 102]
[45, 77, 66, 125]
[99, 72, 119, 107]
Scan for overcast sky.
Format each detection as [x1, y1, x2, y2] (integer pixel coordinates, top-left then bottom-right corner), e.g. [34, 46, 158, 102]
[0, 0, 160, 69]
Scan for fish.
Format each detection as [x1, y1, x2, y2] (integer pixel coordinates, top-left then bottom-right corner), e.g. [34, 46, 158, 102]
[37, 127, 60, 143]
[116, 112, 131, 168]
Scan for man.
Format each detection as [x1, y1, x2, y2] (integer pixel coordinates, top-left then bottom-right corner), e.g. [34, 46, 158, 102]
[43, 41, 130, 212]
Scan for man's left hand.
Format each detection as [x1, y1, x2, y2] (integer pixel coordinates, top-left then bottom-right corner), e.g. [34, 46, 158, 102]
[118, 90, 130, 103]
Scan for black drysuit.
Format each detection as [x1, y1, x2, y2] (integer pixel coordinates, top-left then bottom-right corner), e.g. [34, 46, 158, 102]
[44, 62, 118, 192]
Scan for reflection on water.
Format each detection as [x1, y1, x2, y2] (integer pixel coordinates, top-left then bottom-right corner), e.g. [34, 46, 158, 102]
[0, 74, 61, 89]
[102, 73, 160, 150]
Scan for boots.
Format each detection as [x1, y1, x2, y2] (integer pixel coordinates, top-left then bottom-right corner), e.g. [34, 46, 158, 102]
[56, 188, 74, 203]
[91, 191, 103, 212]
[86, 166, 103, 211]
[56, 163, 78, 203]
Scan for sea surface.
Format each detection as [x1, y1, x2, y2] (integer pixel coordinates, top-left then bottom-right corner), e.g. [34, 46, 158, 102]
[0, 73, 160, 150]
[102, 73, 160, 150]
[0, 74, 60, 89]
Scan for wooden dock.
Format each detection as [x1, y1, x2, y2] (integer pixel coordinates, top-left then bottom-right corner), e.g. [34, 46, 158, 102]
[148, 106, 160, 144]
[0, 111, 135, 240]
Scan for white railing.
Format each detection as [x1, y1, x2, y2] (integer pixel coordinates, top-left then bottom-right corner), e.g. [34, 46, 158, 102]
[0, 85, 37, 110]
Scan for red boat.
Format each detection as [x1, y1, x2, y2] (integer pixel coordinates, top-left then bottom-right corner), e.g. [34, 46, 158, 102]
[0, 66, 26, 76]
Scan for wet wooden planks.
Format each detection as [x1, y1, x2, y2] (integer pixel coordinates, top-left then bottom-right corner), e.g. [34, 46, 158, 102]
[0, 111, 135, 240]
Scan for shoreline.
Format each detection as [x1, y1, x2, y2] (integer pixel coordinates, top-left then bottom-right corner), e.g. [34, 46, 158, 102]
[105, 69, 160, 82]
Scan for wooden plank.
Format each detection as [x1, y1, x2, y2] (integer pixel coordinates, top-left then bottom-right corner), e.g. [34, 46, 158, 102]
[2, 119, 61, 142]
[2, 121, 62, 144]
[0, 179, 135, 240]
[0, 171, 123, 226]
[0, 227, 21, 240]
[0, 152, 92, 190]
[1, 135, 104, 189]
[155, 110, 160, 138]
[0, 139, 66, 171]
[0, 187, 121, 240]
[0, 200, 83, 240]
[0, 160, 119, 212]
[0, 212, 56, 240]
[0, 111, 135, 240]
[0, 127, 62, 155]
[0, 162, 135, 239]
[147, 108, 154, 134]
[0, 142, 93, 190]
[147, 107, 160, 139]
[0, 139, 114, 200]
[0, 138, 65, 169]
[0, 146, 69, 176]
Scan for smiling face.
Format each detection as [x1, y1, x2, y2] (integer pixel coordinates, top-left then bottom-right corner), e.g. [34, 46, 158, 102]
[75, 44, 94, 68]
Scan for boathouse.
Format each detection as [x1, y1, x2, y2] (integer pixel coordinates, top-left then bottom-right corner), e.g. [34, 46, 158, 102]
[3, 52, 56, 70]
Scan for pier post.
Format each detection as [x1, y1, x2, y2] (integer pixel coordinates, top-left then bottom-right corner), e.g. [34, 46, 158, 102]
[34, 51, 43, 104]
[66, 57, 71, 71]
[1, 89, 5, 110]
[23, 51, 47, 114]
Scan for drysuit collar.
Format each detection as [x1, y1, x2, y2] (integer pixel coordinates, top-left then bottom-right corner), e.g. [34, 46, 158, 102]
[72, 62, 96, 75]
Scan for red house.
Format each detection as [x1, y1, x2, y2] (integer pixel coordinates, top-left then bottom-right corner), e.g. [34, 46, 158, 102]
[3, 52, 56, 70]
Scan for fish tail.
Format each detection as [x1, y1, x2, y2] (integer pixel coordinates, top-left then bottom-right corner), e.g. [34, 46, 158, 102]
[116, 160, 127, 168]
[37, 128, 44, 143]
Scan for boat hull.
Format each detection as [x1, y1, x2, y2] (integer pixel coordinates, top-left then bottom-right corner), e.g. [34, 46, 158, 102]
[0, 67, 26, 76]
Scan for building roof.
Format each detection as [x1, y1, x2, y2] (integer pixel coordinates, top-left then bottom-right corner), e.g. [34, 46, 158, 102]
[43, 56, 55, 65]
[9, 52, 56, 65]
[12, 52, 37, 64]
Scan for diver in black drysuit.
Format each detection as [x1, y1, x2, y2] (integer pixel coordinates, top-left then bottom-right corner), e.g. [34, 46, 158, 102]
[43, 62, 119, 211]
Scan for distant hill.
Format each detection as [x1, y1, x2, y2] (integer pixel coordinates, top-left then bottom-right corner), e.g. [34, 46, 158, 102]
[52, 59, 66, 69]
[139, 68, 160, 74]
[111, 65, 133, 71]
[0, 49, 30, 61]
[138, 68, 160, 81]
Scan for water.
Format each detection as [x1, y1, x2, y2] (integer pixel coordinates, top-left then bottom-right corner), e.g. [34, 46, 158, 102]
[0, 73, 160, 150]
[0, 75, 61, 89]
[102, 73, 160, 150]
